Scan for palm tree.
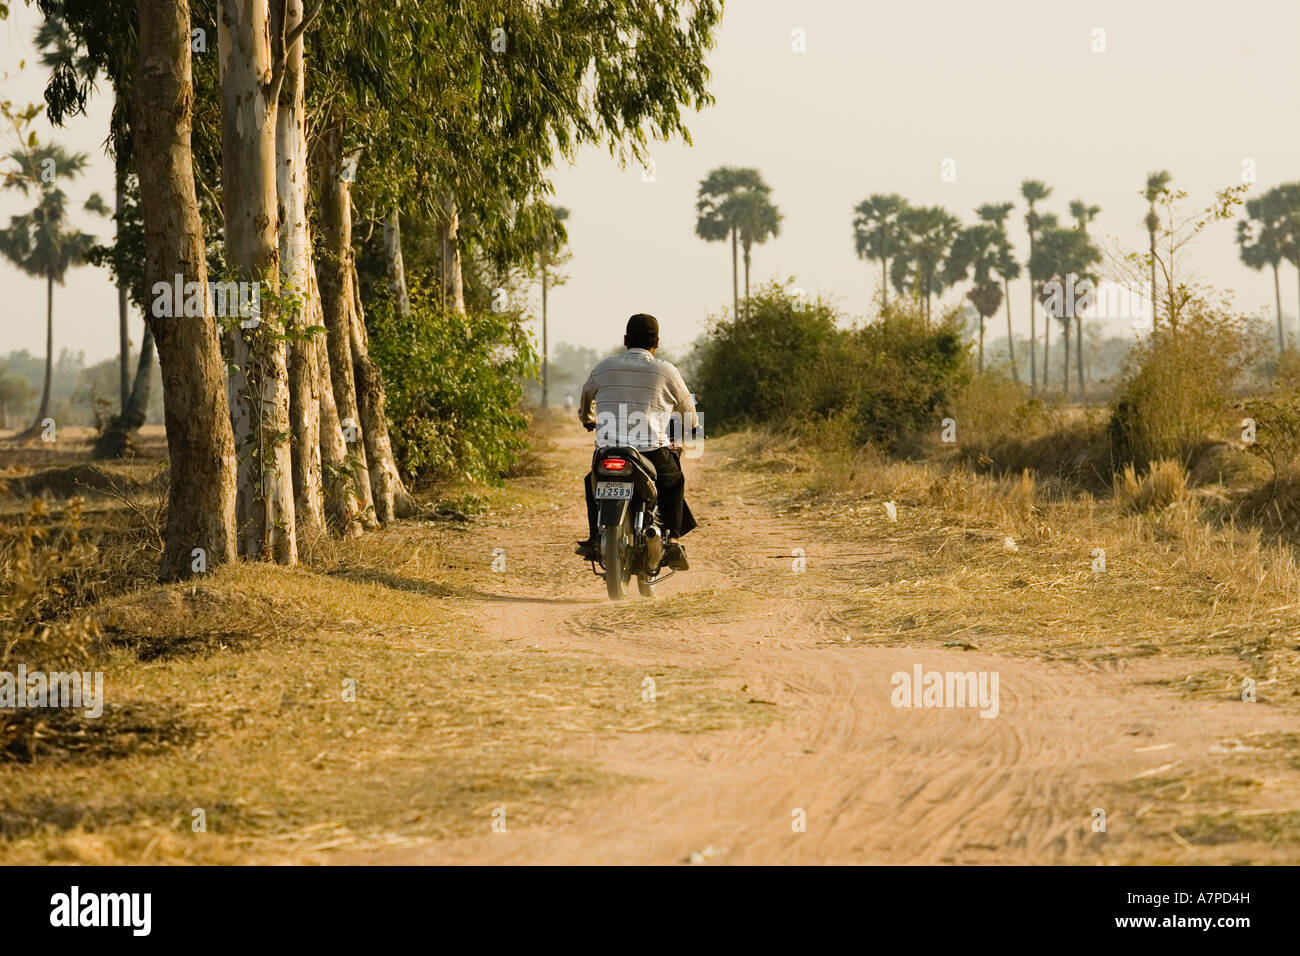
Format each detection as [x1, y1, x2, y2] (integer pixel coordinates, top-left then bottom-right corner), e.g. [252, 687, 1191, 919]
[1020, 179, 1052, 390]
[733, 189, 782, 308]
[1144, 171, 1172, 328]
[1068, 199, 1101, 390]
[976, 202, 1020, 382]
[891, 205, 960, 327]
[1032, 222, 1100, 396]
[695, 167, 775, 318]
[538, 204, 571, 407]
[1237, 191, 1288, 354]
[1273, 182, 1300, 345]
[0, 142, 107, 432]
[853, 193, 907, 309]
[945, 223, 1005, 372]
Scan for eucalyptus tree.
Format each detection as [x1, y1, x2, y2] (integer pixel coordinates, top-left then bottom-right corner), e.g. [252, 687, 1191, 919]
[1237, 190, 1289, 354]
[1020, 179, 1052, 390]
[890, 205, 961, 327]
[695, 167, 772, 317]
[537, 205, 571, 408]
[0, 141, 107, 431]
[1143, 171, 1172, 328]
[853, 193, 907, 309]
[976, 202, 1020, 381]
[133, 0, 239, 580]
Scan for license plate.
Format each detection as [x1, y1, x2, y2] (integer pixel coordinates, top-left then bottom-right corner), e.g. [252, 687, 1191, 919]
[594, 481, 633, 500]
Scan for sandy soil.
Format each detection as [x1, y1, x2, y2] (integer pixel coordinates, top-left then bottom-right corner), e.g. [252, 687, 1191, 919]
[336, 423, 1300, 866]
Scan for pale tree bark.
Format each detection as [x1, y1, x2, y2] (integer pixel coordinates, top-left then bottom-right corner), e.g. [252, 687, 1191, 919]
[349, 260, 416, 520]
[384, 209, 411, 318]
[439, 193, 465, 315]
[316, 117, 377, 527]
[315, 316, 364, 535]
[134, 0, 237, 580]
[219, 0, 296, 564]
[275, 0, 325, 537]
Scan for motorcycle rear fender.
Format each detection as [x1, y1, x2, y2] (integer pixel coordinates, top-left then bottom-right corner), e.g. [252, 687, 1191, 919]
[598, 497, 631, 529]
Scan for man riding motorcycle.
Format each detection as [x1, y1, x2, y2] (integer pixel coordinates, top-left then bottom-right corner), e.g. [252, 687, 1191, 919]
[575, 313, 698, 570]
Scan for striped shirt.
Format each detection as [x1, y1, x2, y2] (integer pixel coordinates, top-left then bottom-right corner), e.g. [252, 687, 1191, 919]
[579, 348, 699, 450]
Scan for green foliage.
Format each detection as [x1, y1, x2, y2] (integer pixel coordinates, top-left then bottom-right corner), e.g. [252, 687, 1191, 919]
[367, 275, 537, 485]
[692, 284, 970, 450]
[692, 283, 842, 425]
[842, 300, 971, 448]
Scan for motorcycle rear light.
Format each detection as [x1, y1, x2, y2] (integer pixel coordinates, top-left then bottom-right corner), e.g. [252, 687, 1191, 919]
[602, 458, 627, 471]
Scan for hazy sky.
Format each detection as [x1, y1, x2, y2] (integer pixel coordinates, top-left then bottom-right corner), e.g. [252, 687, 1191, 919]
[3, 0, 1299, 364]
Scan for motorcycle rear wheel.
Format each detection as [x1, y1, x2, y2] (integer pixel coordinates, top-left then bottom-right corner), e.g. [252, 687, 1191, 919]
[602, 519, 630, 600]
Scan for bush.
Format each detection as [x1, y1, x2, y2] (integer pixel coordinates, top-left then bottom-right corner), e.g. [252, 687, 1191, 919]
[692, 287, 970, 450]
[367, 275, 537, 485]
[1109, 305, 1262, 468]
[692, 283, 844, 427]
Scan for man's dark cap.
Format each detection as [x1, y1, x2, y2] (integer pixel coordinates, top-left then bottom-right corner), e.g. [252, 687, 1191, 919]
[627, 313, 658, 339]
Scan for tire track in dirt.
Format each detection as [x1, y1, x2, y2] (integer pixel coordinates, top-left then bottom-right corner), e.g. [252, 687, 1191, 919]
[347, 426, 1300, 865]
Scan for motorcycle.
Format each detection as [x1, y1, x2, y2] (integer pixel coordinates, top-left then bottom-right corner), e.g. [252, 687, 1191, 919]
[586, 445, 678, 600]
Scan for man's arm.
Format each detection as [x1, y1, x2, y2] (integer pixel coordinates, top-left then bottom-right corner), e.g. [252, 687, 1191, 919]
[578, 370, 598, 428]
[667, 366, 699, 437]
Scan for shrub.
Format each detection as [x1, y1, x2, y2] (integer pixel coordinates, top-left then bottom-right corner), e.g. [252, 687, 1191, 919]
[841, 299, 971, 450]
[692, 287, 970, 450]
[1109, 304, 1262, 468]
[367, 275, 537, 485]
[692, 283, 843, 427]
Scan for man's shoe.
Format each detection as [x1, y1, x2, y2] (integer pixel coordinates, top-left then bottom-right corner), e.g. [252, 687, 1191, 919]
[575, 538, 600, 561]
[662, 540, 689, 571]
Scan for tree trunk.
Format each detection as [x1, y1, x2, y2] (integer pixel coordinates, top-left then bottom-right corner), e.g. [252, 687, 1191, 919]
[116, 162, 130, 412]
[742, 240, 751, 310]
[316, 116, 377, 529]
[440, 193, 465, 315]
[1004, 278, 1018, 382]
[541, 264, 549, 407]
[314, 321, 363, 535]
[730, 225, 738, 318]
[1274, 263, 1284, 354]
[1148, 224, 1157, 332]
[276, 0, 325, 537]
[93, 321, 155, 459]
[219, 0, 296, 565]
[1042, 305, 1051, 394]
[37, 274, 53, 424]
[350, 259, 415, 521]
[1075, 315, 1084, 394]
[134, 0, 237, 580]
[978, 314, 984, 373]
[1062, 317, 1070, 397]
[1027, 232, 1037, 392]
[384, 209, 411, 318]
[881, 257, 888, 310]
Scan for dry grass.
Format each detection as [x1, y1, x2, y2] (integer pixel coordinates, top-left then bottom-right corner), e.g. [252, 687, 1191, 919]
[716, 427, 1300, 702]
[0, 426, 768, 864]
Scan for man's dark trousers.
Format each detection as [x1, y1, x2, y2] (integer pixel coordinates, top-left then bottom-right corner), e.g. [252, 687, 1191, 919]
[585, 447, 696, 541]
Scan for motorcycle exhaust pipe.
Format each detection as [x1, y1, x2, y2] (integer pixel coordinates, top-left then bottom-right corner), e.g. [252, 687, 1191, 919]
[644, 526, 664, 569]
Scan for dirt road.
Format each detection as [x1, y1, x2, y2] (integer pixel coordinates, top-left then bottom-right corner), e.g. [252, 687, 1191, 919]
[354, 424, 1300, 865]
